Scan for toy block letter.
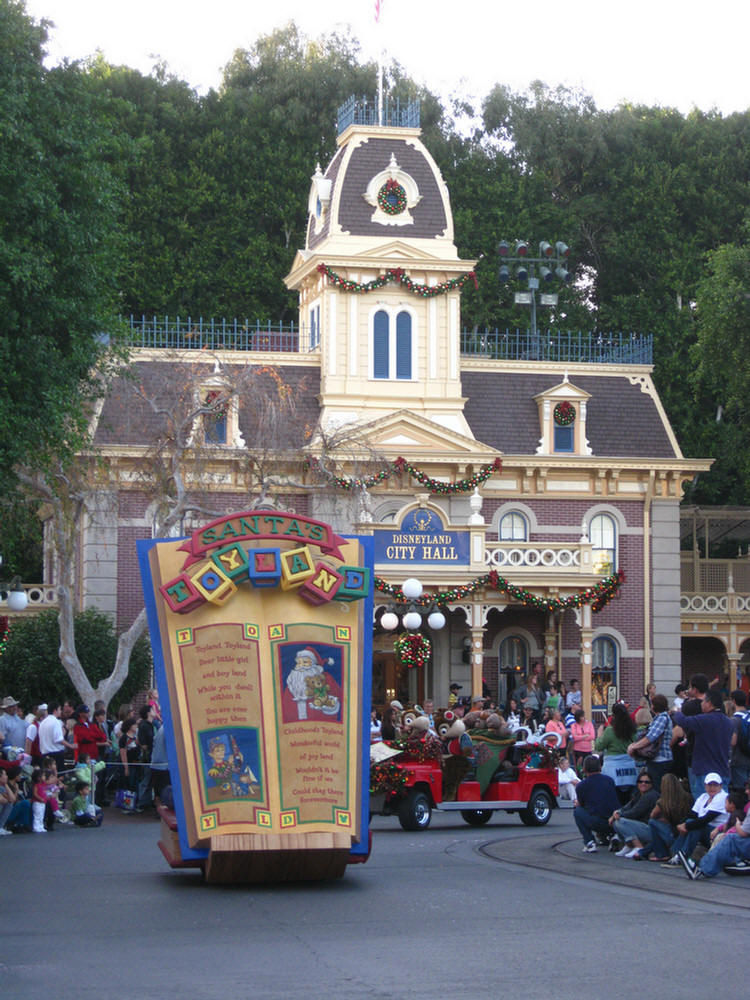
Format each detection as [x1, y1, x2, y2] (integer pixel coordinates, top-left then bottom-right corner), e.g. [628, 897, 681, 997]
[160, 573, 205, 614]
[247, 547, 282, 588]
[336, 565, 371, 602]
[299, 562, 343, 605]
[211, 542, 250, 581]
[191, 563, 237, 606]
[279, 546, 315, 590]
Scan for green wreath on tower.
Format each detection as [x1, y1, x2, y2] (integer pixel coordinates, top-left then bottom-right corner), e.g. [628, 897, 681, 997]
[553, 401, 576, 426]
[377, 178, 407, 215]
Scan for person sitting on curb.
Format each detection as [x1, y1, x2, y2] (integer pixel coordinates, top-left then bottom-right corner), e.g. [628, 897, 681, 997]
[661, 772, 728, 867]
[609, 768, 660, 858]
[679, 789, 750, 879]
[573, 754, 620, 853]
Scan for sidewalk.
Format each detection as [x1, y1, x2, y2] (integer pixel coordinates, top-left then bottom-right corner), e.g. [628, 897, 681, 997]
[481, 831, 750, 909]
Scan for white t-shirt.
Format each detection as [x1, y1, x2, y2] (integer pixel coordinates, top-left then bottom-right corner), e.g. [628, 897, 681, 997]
[693, 789, 729, 827]
[558, 765, 579, 786]
[38, 714, 65, 755]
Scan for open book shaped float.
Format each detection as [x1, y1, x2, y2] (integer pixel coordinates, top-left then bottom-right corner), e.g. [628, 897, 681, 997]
[138, 510, 373, 883]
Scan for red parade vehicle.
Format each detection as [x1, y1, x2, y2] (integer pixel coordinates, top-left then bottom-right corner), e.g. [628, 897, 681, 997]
[370, 730, 561, 831]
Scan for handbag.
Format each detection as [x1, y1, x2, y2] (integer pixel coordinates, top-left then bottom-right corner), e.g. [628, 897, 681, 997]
[633, 739, 659, 761]
[115, 788, 136, 811]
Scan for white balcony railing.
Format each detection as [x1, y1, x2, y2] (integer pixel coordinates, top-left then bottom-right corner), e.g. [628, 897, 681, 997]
[485, 541, 597, 574]
[0, 584, 59, 613]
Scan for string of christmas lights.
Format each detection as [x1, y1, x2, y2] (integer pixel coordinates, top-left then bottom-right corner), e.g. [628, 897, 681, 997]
[0, 616, 9, 657]
[317, 263, 478, 297]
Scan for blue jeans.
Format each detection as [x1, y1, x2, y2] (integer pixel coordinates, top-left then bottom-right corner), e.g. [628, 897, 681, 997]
[574, 806, 611, 844]
[700, 833, 750, 876]
[613, 817, 651, 846]
[645, 759, 672, 791]
[672, 826, 711, 859]
[647, 818, 676, 859]
[730, 762, 750, 791]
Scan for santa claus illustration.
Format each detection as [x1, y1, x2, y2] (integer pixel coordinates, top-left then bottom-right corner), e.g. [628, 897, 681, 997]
[282, 646, 342, 722]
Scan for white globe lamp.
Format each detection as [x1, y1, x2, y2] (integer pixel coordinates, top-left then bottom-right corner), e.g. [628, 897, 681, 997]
[401, 578, 423, 600]
[427, 610, 446, 630]
[402, 611, 423, 631]
[6, 588, 28, 612]
[380, 610, 399, 631]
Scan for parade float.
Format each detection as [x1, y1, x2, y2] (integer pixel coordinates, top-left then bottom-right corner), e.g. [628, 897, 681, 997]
[138, 510, 373, 883]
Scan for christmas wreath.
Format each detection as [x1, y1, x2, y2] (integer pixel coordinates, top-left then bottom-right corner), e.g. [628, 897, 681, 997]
[554, 401, 576, 426]
[394, 632, 431, 669]
[377, 179, 407, 215]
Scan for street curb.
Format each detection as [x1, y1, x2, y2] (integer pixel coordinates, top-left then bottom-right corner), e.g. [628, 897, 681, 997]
[480, 832, 750, 909]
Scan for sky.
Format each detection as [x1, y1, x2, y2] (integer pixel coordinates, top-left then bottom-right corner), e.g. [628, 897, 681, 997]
[23, 0, 750, 115]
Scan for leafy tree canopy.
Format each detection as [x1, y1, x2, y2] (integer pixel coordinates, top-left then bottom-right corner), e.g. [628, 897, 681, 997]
[0, 608, 151, 710]
[0, 0, 125, 488]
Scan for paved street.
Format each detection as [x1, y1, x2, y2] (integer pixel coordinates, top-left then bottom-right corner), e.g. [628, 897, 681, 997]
[1, 805, 747, 999]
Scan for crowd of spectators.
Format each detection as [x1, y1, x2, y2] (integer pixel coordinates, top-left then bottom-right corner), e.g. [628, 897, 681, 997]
[568, 671, 750, 881]
[0, 689, 170, 836]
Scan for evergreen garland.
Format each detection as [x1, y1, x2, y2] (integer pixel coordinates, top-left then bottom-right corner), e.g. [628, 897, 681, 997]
[317, 263, 478, 296]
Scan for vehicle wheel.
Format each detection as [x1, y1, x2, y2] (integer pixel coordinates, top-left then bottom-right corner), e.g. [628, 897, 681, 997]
[519, 788, 553, 826]
[398, 790, 432, 831]
[461, 809, 493, 827]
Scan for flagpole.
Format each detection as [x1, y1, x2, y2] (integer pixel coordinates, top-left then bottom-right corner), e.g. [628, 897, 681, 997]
[375, 0, 383, 125]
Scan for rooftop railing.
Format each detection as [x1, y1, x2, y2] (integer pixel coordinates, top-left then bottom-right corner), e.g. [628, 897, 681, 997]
[460, 329, 653, 365]
[124, 315, 302, 353]
[337, 96, 421, 134]
[123, 316, 653, 365]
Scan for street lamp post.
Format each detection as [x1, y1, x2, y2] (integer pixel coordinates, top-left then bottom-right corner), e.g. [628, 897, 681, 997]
[498, 240, 572, 342]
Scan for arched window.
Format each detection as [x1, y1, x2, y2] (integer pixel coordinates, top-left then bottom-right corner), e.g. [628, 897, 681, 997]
[373, 310, 389, 379]
[592, 636, 618, 709]
[499, 511, 528, 541]
[372, 309, 413, 380]
[395, 311, 412, 379]
[590, 512, 617, 573]
[499, 635, 528, 673]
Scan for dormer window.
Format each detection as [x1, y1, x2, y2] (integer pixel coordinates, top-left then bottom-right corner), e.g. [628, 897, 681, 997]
[203, 390, 227, 445]
[308, 164, 332, 235]
[191, 380, 245, 449]
[553, 401, 576, 453]
[534, 378, 592, 456]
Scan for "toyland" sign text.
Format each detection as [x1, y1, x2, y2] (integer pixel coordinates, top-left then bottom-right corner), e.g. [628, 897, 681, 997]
[160, 511, 369, 614]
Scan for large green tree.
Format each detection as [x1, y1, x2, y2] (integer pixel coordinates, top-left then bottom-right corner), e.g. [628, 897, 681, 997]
[0, 1, 124, 488]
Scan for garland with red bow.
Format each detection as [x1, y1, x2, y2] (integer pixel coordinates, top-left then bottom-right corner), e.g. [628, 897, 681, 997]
[317, 263, 478, 296]
[305, 456, 501, 494]
[376, 569, 624, 615]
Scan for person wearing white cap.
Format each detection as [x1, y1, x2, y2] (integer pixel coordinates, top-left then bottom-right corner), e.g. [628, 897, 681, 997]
[679, 777, 750, 879]
[661, 773, 728, 867]
[0, 697, 27, 754]
[25, 705, 48, 766]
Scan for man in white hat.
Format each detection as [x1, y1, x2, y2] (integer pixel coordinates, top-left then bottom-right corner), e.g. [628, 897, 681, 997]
[25, 704, 48, 765]
[0, 696, 27, 754]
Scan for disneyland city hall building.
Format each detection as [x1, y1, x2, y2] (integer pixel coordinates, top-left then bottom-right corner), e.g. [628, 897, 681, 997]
[20, 99, 717, 721]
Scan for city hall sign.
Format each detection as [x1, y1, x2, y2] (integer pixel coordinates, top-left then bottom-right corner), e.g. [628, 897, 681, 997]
[374, 508, 469, 566]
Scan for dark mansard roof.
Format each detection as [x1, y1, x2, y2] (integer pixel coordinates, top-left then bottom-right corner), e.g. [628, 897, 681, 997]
[306, 136, 450, 251]
[95, 360, 677, 462]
